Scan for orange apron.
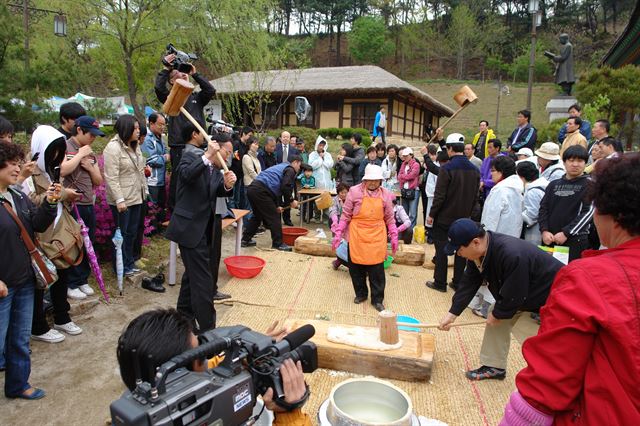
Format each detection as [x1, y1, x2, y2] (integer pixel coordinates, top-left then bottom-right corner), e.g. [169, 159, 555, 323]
[348, 192, 387, 265]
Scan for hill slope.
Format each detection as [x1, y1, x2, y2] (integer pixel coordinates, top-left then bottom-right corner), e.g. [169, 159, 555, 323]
[411, 79, 558, 140]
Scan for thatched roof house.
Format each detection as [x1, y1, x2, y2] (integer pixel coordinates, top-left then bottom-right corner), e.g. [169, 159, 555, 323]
[210, 65, 454, 140]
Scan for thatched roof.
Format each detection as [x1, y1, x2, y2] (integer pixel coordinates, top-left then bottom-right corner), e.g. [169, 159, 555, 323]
[210, 65, 454, 116]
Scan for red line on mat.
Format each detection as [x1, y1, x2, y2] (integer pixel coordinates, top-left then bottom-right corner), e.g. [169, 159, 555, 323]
[454, 327, 490, 426]
[286, 257, 315, 318]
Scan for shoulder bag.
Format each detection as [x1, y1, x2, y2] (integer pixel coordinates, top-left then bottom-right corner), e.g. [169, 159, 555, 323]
[1, 201, 58, 290]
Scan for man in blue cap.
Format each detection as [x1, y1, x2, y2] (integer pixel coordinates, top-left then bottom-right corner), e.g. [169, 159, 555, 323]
[60, 115, 105, 300]
[437, 218, 563, 381]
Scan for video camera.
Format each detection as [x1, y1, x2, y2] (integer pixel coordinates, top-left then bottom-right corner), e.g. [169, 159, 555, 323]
[162, 43, 198, 74]
[110, 324, 317, 426]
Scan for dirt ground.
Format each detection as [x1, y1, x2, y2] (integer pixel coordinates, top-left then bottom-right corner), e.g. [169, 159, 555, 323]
[0, 219, 537, 425]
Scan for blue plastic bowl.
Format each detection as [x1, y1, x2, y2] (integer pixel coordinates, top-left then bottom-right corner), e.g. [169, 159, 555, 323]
[397, 315, 420, 332]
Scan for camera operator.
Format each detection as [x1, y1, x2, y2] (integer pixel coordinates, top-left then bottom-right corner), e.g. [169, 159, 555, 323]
[117, 308, 312, 425]
[154, 53, 215, 208]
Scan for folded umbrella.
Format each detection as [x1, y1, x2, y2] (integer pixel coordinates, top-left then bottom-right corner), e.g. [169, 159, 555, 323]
[74, 204, 110, 302]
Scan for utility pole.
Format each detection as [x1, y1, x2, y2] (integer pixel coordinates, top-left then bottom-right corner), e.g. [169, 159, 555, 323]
[526, 0, 540, 111]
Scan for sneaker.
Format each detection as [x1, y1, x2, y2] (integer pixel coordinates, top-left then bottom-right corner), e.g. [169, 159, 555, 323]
[213, 291, 231, 301]
[54, 321, 83, 336]
[273, 243, 292, 252]
[131, 267, 141, 273]
[79, 284, 95, 296]
[256, 227, 266, 235]
[32, 329, 65, 343]
[241, 240, 257, 248]
[67, 288, 87, 300]
[465, 365, 506, 381]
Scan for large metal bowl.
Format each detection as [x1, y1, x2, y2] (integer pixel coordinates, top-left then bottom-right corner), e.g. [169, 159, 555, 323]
[326, 378, 413, 426]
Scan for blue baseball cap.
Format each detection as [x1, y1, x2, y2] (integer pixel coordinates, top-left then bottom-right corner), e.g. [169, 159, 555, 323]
[444, 219, 483, 255]
[75, 116, 105, 137]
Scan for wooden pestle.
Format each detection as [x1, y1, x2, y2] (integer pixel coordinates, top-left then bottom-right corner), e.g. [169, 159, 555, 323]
[378, 310, 400, 345]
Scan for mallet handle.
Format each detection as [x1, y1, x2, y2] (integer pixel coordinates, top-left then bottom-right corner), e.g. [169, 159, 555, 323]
[426, 102, 473, 145]
[396, 320, 485, 329]
[282, 193, 324, 211]
[179, 106, 229, 173]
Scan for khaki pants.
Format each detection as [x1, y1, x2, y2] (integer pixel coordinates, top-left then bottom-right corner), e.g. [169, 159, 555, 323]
[479, 305, 523, 370]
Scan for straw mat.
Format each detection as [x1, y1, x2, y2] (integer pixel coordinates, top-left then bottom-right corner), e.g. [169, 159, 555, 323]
[217, 250, 527, 425]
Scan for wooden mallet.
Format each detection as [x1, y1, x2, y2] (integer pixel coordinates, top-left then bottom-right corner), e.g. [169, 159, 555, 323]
[378, 310, 485, 345]
[426, 85, 478, 145]
[162, 78, 229, 172]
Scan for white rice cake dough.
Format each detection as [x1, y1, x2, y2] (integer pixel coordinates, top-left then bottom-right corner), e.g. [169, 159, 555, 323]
[327, 325, 403, 351]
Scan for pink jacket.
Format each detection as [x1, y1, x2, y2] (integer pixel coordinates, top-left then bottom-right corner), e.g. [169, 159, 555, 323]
[337, 183, 397, 242]
[397, 158, 420, 190]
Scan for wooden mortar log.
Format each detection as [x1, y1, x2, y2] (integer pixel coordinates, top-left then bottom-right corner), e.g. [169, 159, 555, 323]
[379, 310, 400, 345]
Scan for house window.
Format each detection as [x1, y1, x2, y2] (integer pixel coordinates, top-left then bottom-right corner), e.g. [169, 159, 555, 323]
[321, 99, 340, 112]
[351, 103, 378, 131]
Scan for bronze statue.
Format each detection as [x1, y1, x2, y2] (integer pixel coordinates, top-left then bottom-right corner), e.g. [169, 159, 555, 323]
[544, 34, 575, 96]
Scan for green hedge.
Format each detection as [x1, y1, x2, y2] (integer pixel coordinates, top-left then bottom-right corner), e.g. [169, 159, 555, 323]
[536, 118, 565, 146]
[317, 127, 372, 148]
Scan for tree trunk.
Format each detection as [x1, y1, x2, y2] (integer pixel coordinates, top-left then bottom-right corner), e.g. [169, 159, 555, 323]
[124, 53, 143, 121]
[336, 23, 342, 66]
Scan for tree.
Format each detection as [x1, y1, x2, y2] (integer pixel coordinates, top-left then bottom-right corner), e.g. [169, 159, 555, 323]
[73, 0, 169, 121]
[576, 65, 640, 150]
[447, 5, 477, 79]
[348, 16, 393, 64]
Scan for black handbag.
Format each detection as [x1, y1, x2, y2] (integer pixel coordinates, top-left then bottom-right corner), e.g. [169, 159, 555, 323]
[400, 188, 416, 200]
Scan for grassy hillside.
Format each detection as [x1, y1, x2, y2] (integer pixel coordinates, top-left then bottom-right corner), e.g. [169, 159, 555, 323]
[411, 79, 559, 141]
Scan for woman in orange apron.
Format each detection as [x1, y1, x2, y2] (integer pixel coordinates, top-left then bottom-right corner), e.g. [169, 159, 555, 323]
[332, 165, 398, 311]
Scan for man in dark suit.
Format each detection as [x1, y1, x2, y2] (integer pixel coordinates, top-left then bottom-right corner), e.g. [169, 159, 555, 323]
[165, 123, 236, 333]
[274, 130, 299, 226]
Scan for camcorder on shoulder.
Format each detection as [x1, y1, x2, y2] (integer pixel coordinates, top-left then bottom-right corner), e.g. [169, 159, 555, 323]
[162, 43, 198, 74]
[110, 324, 317, 426]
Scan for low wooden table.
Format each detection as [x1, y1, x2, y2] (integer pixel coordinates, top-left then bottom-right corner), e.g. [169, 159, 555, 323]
[167, 209, 251, 285]
[284, 319, 434, 382]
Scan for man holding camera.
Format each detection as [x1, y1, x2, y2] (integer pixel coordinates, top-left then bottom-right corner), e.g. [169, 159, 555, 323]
[155, 52, 215, 208]
[116, 308, 312, 425]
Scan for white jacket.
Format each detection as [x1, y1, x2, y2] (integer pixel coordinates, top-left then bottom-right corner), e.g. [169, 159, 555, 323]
[308, 136, 334, 189]
[540, 161, 565, 183]
[381, 156, 399, 191]
[522, 177, 549, 245]
[481, 173, 524, 238]
[425, 162, 440, 197]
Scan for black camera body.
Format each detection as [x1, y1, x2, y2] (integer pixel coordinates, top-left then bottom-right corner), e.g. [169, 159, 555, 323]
[110, 325, 317, 426]
[163, 43, 198, 74]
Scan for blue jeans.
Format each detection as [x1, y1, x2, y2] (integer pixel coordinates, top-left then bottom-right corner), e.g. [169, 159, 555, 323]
[243, 185, 253, 222]
[110, 204, 142, 273]
[67, 204, 96, 289]
[401, 189, 420, 228]
[0, 282, 35, 396]
[229, 179, 249, 211]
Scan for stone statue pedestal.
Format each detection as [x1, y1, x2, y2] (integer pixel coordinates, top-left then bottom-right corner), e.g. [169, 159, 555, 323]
[546, 96, 577, 123]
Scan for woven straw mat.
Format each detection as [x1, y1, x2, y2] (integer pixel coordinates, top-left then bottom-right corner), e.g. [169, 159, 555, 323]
[217, 250, 528, 426]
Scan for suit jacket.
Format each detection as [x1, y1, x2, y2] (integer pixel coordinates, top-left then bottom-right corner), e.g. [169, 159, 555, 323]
[275, 143, 300, 164]
[165, 144, 231, 248]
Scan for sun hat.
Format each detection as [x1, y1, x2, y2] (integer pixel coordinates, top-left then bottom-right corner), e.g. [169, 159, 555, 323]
[401, 147, 413, 156]
[517, 147, 534, 158]
[446, 133, 465, 145]
[362, 164, 384, 181]
[535, 142, 561, 161]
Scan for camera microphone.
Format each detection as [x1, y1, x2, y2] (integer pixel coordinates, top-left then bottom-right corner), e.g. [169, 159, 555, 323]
[270, 324, 315, 356]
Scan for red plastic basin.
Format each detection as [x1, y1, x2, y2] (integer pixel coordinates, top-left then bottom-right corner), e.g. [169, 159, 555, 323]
[282, 227, 309, 246]
[224, 255, 266, 279]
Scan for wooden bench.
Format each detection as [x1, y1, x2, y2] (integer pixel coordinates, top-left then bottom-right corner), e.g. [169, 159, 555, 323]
[167, 209, 251, 285]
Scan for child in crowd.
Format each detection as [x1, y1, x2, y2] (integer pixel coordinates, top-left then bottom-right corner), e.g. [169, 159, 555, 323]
[334, 144, 353, 186]
[358, 146, 382, 181]
[392, 198, 412, 244]
[329, 183, 349, 269]
[299, 164, 316, 223]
